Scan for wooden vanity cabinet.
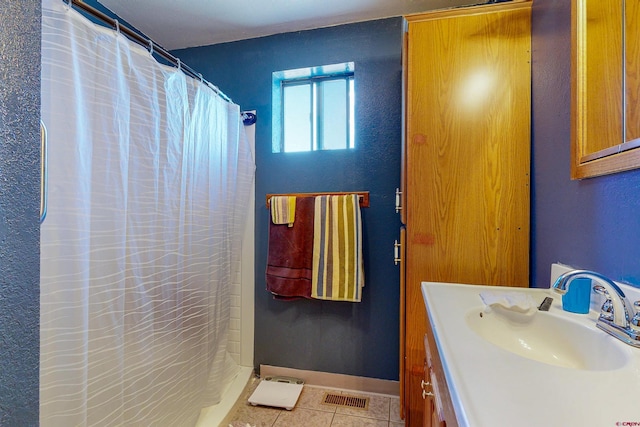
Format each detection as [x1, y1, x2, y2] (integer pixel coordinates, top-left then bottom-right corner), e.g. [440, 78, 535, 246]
[423, 325, 457, 427]
[400, 2, 531, 425]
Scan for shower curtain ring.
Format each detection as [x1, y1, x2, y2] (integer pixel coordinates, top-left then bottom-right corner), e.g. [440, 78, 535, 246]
[149, 40, 154, 56]
[115, 19, 120, 34]
[198, 73, 204, 83]
[66, 0, 73, 10]
[177, 59, 181, 71]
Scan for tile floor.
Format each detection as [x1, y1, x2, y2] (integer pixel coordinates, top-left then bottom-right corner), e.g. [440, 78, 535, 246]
[225, 376, 405, 427]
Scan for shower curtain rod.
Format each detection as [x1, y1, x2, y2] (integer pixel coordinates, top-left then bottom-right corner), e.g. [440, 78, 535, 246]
[68, 0, 233, 104]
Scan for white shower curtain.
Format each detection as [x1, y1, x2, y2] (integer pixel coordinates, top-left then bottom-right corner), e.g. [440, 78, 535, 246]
[40, 1, 254, 425]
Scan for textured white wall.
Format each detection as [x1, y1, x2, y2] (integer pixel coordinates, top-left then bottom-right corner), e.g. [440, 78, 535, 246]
[229, 115, 255, 366]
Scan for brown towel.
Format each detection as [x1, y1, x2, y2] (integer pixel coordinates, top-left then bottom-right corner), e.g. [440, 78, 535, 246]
[265, 196, 315, 299]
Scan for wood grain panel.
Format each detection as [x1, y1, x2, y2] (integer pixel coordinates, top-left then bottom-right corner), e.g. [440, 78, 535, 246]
[626, 0, 640, 143]
[571, 0, 640, 178]
[406, 8, 530, 287]
[403, 3, 531, 424]
[399, 226, 406, 419]
[583, 0, 624, 156]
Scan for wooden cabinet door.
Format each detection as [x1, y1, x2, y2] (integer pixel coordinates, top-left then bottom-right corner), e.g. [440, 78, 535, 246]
[402, 2, 531, 424]
[422, 358, 433, 427]
[429, 369, 448, 427]
[405, 2, 531, 290]
[407, 363, 428, 426]
[425, 329, 457, 427]
[399, 226, 407, 419]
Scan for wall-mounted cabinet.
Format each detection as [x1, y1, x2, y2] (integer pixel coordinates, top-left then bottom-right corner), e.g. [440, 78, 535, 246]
[401, 2, 531, 424]
[571, 0, 640, 178]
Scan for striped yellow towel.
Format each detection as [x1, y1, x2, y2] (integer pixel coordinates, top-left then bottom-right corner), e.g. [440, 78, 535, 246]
[270, 196, 296, 227]
[311, 194, 364, 302]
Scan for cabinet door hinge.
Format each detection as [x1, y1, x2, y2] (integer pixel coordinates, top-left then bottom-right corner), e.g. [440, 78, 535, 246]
[395, 187, 403, 213]
[394, 239, 402, 265]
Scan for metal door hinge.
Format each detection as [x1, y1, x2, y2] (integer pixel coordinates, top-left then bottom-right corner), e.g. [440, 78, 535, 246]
[394, 239, 402, 265]
[395, 188, 403, 214]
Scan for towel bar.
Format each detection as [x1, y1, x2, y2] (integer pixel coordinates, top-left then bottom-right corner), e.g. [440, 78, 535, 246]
[266, 192, 369, 208]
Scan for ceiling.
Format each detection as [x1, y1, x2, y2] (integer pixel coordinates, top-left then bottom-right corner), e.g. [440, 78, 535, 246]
[98, 0, 485, 50]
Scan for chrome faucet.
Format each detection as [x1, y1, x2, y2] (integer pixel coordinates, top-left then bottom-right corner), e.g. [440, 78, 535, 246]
[552, 270, 640, 348]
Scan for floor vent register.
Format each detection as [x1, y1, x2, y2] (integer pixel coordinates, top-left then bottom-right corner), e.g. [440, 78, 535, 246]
[322, 392, 369, 410]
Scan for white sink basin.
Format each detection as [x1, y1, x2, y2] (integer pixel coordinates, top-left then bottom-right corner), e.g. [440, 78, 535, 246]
[422, 275, 640, 427]
[465, 306, 628, 370]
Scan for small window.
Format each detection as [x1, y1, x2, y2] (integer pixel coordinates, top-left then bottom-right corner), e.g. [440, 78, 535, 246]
[273, 62, 355, 153]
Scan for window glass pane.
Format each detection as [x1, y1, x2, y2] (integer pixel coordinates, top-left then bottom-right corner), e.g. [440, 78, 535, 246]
[283, 84, 311, 153]
[273, 62, 355, 153]
[320, 79, 347, 150]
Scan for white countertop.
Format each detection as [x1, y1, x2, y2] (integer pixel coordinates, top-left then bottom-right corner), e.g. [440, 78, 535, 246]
[421, 281, 640, 427]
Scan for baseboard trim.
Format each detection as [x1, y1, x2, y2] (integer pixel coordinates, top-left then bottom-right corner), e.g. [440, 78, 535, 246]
[259, 365, 399, 397]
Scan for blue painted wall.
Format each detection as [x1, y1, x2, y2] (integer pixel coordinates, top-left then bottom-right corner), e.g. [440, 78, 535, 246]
[175, 2, 640, 381]
[174, 18, 404, 380]
[531, 0, 640, 289]
[0, 1, 41, 425]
